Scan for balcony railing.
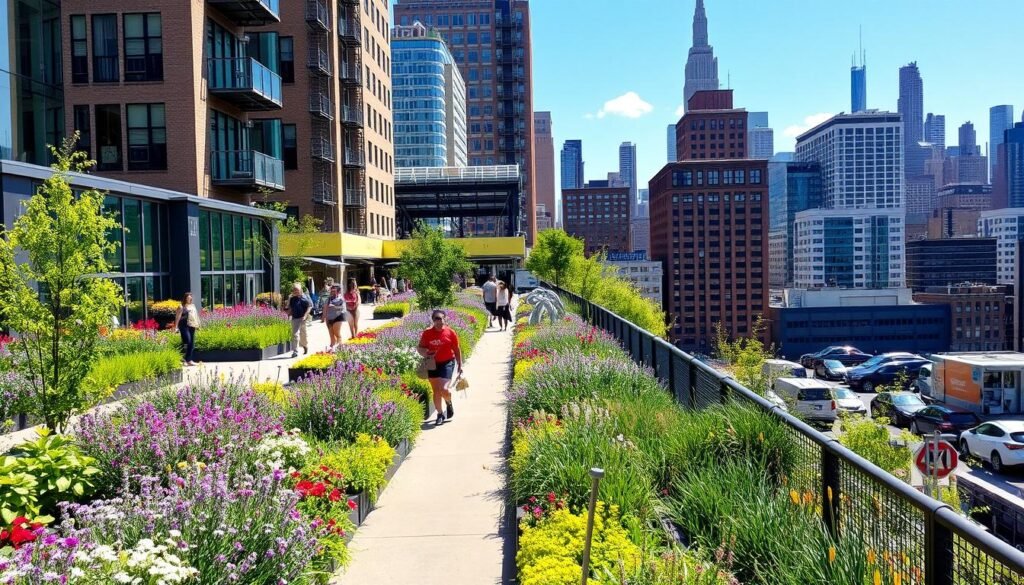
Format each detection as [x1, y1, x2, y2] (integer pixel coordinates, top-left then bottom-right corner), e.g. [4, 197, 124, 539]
[343, 186, 366, 207]
[338, 64, 362, 85]
[206, 0, 280, 26]
[207, 57, 283, 110]
[307, 47, 332, 76]
[338, 17, 362, 45]
[309, 93, 334, 120]
[311, 137, 335, 162]
[340, 105, 363, 127]
[312, 180, 336, 205]
[343, 149, 364, 167]
[546, 283, 1024, 585]
[305, 0, 329, 30]
[209, 150, 285, 190]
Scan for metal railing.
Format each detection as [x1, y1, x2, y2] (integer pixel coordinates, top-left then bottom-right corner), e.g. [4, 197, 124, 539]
[310, 136, 335, 162]
[343, 149, 364, 167]
[338, 63, 362, 85]
[394, 164, 520, 185]
[305, 0, 329, 30]
[209, 149, 285, 190]
[338, 17, 362, 44]
[343, 186, 366, 207]
[545, 283, 1024, 585]
[206, 57, 283, 106]
[340, 105, 364, 126]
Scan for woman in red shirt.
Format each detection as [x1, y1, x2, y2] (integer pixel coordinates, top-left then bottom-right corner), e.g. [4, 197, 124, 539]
[418, 309, 463, 426]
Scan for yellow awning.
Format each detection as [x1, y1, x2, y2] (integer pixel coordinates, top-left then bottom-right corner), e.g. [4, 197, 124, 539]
[280, 233, 525, 261]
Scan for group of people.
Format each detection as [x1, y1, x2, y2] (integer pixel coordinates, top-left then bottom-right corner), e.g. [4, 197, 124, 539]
[481, 275, 513, 331]
[372, 275, 411, 304]
[289, 280, 362, 355]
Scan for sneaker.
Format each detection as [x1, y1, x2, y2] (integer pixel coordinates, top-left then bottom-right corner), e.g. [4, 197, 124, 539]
[446, 402, 454, 419]
[435, 412, 446, 426]
[187, 361, 198, 366]
[291, 351, 299, 358]
[303, 346, 309, 355]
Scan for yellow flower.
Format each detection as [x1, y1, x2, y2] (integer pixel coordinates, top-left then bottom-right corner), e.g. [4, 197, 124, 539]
[757, 432, 765, 442]
[867, 549, 877, 565]
[828, 546, 836, 564]
[196, 461, 207, 471]
[176, 461, 188, 470]
[873, 569, 881, 585]
[789, 489, 800, 506]
[827, 486, 833, 502]
[894, 573, 902, 585]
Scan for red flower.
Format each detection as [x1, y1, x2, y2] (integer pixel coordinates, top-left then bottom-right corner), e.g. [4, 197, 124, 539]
[347, 499, 358, 511]
[329, 488, 342, 502]
[295, 480, 315, 497]
[309, 482, 326, 497]
[546, 492, 557, 503]
[290, 471, 302, 479]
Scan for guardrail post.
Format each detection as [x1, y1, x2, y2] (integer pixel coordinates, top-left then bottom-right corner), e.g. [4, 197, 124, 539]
[687, 359, 699, 409]
[926, 513, 955, 585]
[719, 379, 731, 404]
[821, 445, 841, 538]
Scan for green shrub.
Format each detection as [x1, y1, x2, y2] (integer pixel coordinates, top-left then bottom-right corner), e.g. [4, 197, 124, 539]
[85, 349, 182, 393]
[400, 371, 432, 404]
[186, 321, 292, 351]
[1, 429, 100, 522]
[373, 302, 411, 319]
[318, 434, 396, 504]
[838, 416, 914, 481]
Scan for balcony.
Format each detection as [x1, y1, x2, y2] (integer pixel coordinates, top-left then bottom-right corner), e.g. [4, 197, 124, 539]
[206, 0, 280, 26]
[338, 17, 362, 45]
[210, 150, 285, 190]
[343, 149, 365, 168]
[207, 57, 282, 111]
[307, 46, 332, 76]
[305, 0, 330, 31]
[312, 180, 336, 205]
[340, 105, 363, 127]
[343, 186, 366, 207]
[311, 137, 335, 162]
[339, 64, 362, 86]
[309, 93, 334, 120]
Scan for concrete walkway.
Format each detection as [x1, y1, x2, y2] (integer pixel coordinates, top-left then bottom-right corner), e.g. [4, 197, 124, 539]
[336, 325, 513, 585]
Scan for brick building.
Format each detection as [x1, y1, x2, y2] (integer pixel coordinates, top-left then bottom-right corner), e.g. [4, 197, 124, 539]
[914, 284, 1007, 352]
[562, 185, 631, 255]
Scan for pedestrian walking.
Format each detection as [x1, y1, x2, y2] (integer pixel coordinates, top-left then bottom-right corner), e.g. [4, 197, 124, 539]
[344, 278, 361, 338]
[174, 292, 200, 366]
[496, 280, 512, 331]
[287, 283, 312, 358]
[322, 285, 346, 351]
[389, 275, 398, 294]
[481, 274, 498, 328]
[397, 277, 407, 294]
[418, 309, 463, 426]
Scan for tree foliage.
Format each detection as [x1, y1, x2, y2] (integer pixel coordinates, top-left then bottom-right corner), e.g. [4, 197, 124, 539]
[0, 136, 123, 431]
[398, 223, 472, 310]
[713, 319, 773, 393]
[253, 194, 322, 300]
[525, 229, 583, 287]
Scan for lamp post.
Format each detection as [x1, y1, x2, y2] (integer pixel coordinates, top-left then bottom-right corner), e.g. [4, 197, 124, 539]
[580, 467, 605, 585]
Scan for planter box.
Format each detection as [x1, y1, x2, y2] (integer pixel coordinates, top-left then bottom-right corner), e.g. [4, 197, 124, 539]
[110, 369, 184, 401]
[422, 395, 436, 419]
[192, 342, 292, 363]
[288, 366, 328, 383]
[343, 438, 411, 543]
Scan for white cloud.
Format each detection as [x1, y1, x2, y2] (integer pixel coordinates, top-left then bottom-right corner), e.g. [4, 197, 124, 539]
[594, 92, 654, 119]
[675, 102, 686, 118]
[783, 113, 834, 138]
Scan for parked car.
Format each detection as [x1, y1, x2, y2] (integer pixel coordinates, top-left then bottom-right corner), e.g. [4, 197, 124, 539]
[847, 360, 930, 393]
[846, 352, 923, 377]
[807, 348, 874, 372]
[773, 378, 837, 426]
[800, 346, 849, 369]
[870, 391, 928, 427]
[910, 405, 982, 437]
[832, 387, 867, 415]
[763, 359, 807, 379]
[914, 363, 934, 397]
[959, 420, 1024, 472]
[815, 359, 848, 381]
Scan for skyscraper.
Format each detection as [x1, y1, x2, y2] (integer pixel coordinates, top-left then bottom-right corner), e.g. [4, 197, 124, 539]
[924, 113, 945, 151]
[618, 142, 638, 203]
[533, 112, 556, 230]
[959, 121, 979, 156]
[666, 124, 678, 163]
[991, 105, 1015, 180]
[393, 0, 537, 244]
[748, 112, 774, 159]
[898, 62, 924, 174]
[560, 140, 584, 190]
[683, 0, 719, 111]
[851, 49, 866, 113]
[1005, 123, 1024, 208]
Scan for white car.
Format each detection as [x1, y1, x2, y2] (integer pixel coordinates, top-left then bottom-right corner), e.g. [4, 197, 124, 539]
[959, 420, 1024, 473]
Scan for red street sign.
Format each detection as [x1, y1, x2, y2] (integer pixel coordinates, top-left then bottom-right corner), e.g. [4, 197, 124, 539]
[914, 441, 959, 479]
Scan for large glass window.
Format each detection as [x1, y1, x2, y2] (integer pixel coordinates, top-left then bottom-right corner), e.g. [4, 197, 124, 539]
[70, 15, 88, 83]
[95, 104, 122, 171]
[126, 276, 144, 325]
[73, 105, 91, 157]
[279, 37, 294, 83]
[211, 212, 223, 270]
[126, 103, 167, 170]
[142, 201, 156, 271]
[103, 196, 123, 271]
[199, 210, 210, 270]
[91, 14, 119, 82]
[124, 13, 163, 82]
[283, 124, 297, 170]
[223, 214, 234, 271]
[123, 198, 143, 272]
[201, 276, 212, 310]
[233, 215, 244, 274]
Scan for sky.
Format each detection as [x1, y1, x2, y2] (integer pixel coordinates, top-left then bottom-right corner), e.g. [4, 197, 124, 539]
[528, 0, 1024, 195]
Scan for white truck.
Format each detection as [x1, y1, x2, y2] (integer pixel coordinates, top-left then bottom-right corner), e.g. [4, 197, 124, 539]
[513, 269, 540, 293]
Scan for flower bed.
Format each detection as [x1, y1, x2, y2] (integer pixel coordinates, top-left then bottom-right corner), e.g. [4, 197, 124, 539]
[508, 313, 913, 585]
[371, 301, 411, 319]
[168, 305, 293, 361]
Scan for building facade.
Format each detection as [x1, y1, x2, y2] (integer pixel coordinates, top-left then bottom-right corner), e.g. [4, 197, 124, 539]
[675, 89, 747, 161]
[898, 62, 923, 174]
[851, 62, 866, 113]
[605, 252, 663, 306]
[560, 139, 583, 190]
[905, 238, 997, 291]
[619, 141, 637, 203]
[649, 159, 768, 350]
[1, 159, 282, 323]
[991, 105, 1015, 181]
[533, 111, 555, 229]
[392, 22, 467, 168]
[393, 0, 537, 244]
[666, 124, 677, 163]
[682, 0, 718, 111]
[914, 284, 1007, 352]
[793, 207, 905, 289]
[979, 208, 1024, 284]
[925, 113, 945, 151]
[768, 161, 823, 288]
[1005, 123, 1024, 208]
[795, 112, 903, 209]
[747, 111, 773, 159]
[959, 121, 980, 156]
[561, 185, 630, 255]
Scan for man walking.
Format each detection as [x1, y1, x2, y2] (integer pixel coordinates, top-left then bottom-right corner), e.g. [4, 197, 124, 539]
[287, 283, 312, 357]
[481, 274, 498, 328]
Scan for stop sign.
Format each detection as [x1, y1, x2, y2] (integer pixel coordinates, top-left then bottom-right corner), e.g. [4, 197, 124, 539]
[914, 440, 959, 480]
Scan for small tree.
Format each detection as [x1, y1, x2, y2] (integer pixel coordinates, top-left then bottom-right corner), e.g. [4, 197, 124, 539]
[713, 318, 774, 393]
[399, 223, 471, 310]
[251, 193, 323, 301]
[0, 137, 123, 431]
[525, 229, 583, 287]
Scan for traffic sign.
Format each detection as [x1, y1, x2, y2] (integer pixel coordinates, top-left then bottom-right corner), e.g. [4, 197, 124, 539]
[913, 440, 959, 480]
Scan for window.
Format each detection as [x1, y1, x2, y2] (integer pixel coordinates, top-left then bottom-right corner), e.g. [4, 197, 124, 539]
[127, 104, 167, 170]
[279, 37, 294, 83]
[73, 106, 91, 157]
[708, 170, 719, 185]
[124, 13, 163, 81]
[283, 124, 297, 170]
[750, 169, 762, 184]
[70, 16, 88, 83]
[92, 14, 120, 82]
[95, 105, 122, 171]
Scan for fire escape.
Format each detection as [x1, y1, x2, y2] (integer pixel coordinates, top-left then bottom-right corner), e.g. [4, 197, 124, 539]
[339, 0, 366, 235]
[305, 0, 336, 228]
[495, 2, 525, 237]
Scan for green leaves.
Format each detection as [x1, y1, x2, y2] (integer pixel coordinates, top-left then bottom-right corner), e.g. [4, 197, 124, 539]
[0, 428, 101, 520]
[398, 224, 472, 310]
[525, 229, 583, 287]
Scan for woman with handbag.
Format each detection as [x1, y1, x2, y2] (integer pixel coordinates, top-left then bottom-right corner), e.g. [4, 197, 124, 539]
[174, 292, 200, 366]
[418, 309, 463, 426]
[495, 281, 512, 331]
[344, 278, 361, 338]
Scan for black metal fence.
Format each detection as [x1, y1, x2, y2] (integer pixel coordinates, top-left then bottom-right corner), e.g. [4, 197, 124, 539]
[548, 285, 1024, 585]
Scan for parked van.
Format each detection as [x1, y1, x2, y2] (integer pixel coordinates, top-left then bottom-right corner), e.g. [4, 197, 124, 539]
[762, 359, 807, 380]
[773, 377, 838, 425]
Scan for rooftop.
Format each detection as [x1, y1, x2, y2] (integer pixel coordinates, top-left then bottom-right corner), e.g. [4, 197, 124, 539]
[938, 352, 1024, 368]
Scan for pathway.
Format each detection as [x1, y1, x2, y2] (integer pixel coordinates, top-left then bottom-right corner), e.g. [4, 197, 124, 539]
[335, 325, 513, 585]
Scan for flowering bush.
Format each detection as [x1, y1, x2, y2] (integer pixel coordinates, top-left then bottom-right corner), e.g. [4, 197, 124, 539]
[1, 429, 101, 522]
[289, 463, 356, 568]
[317, 434, 396, 504]
[163, 305, 291, 352]
[291, 352, 338, 371]
[254, 430, 312, 471]
[251, 380, 289, 409]
[0, 517, 44, 550]
[334, 344, 420, 377]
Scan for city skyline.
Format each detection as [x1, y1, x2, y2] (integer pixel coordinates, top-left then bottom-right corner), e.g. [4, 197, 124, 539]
[529, 0, 1024, 194]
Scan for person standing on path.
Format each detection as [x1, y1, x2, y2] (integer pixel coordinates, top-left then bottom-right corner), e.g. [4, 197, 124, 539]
[495, 281, 512, 331]
[322, 285, 346, 351]
[481, 274, 498, 328]
[287, 283, 312, 358]
[174, 292, 200, 366]
[418, 309, 463, 426]
[344, 278, 361, 338]
[389, 275, 397, 294]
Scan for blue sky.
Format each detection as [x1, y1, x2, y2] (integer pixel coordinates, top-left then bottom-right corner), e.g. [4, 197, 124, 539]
[529, 0, 1024, 193]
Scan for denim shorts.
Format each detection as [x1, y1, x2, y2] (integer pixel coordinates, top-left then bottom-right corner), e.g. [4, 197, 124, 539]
[428, 359, 456, 380]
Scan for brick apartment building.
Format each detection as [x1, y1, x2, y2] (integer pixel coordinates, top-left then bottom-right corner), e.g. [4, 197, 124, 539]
[914, 284, 1007, 351]
[61, 0, 394, 237]
[561, 185, 631, 255]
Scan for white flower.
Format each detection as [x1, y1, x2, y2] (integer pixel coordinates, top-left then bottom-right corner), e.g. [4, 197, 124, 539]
[168, 530, 181, 539]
